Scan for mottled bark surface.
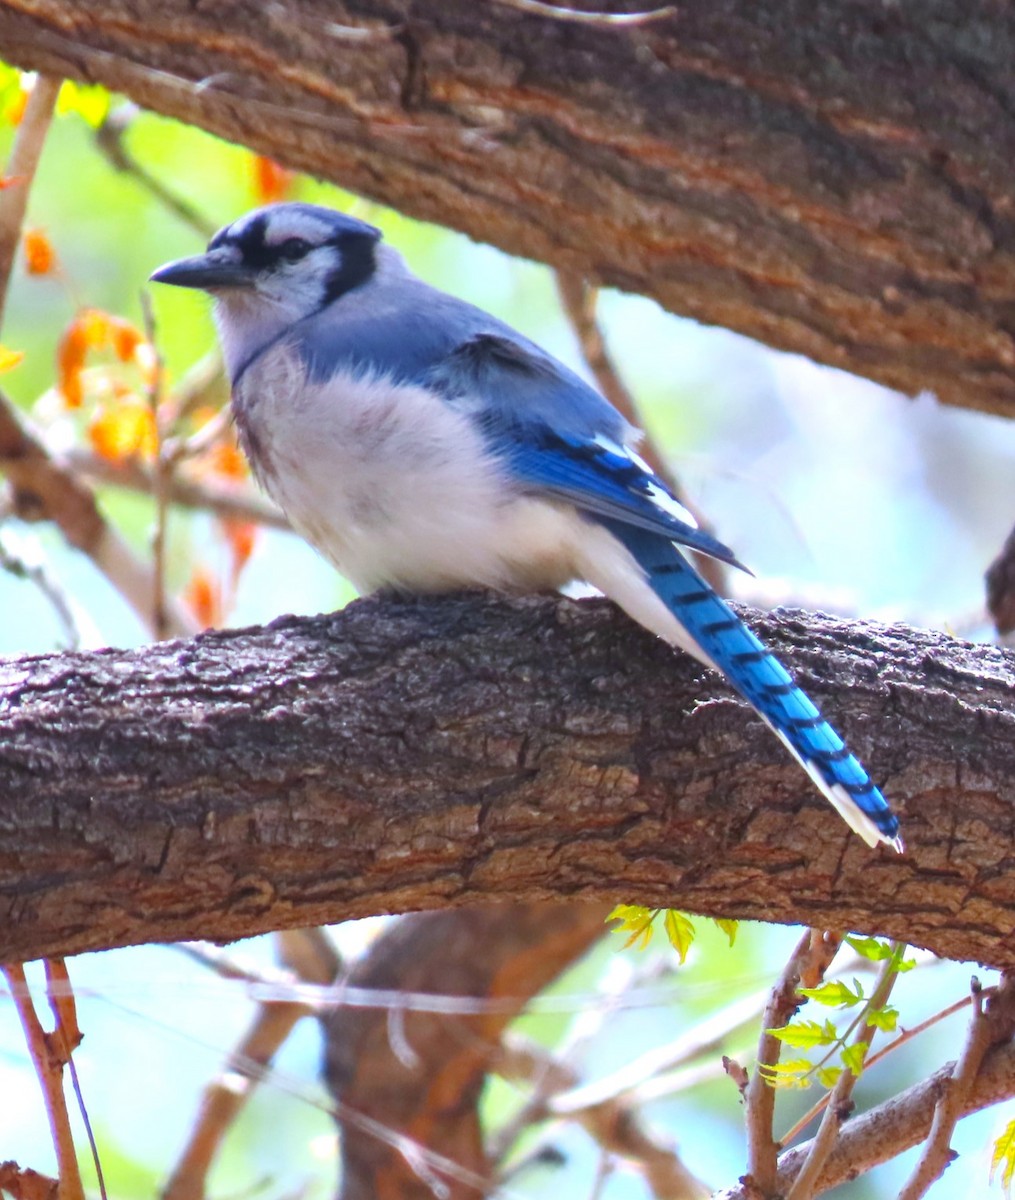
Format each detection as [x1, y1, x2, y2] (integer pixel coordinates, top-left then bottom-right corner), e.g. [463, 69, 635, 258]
[2, 593, 1014, 967]
[0, 1, 1014, 415]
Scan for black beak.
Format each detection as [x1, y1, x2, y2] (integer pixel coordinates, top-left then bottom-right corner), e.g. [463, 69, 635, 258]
[150, 248, 255, 291]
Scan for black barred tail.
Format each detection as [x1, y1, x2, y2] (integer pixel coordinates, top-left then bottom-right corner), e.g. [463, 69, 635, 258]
[606, 524, 901, 851]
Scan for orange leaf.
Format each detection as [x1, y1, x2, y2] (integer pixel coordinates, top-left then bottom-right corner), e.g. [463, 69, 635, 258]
[5, 87, 27, 126]
[87, 400, 158, 462]
[183, 567, 222, 630]
[108, 316, 144, 362]
[0, 345, 24, 374]
[209, 440, 248, 482]
[0, 175, 23, 190]
[23, 226, 55, 275]
[250, 155, 294, 204]
[221, 517, 257, 576]
[56, 308, 151, 409]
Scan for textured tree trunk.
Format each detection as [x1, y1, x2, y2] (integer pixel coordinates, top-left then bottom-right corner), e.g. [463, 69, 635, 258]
[0, 0, 1013, 416]
[2, 594, 1013, 967]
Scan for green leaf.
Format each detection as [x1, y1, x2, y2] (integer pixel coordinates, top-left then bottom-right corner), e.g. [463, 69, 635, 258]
[664, 910, 696, 963]
[799, 980, 863, 1008]
[841, 1041, 869, 1077]
[816, 1065, 843, 1088]
[844, 935, 894, 962]
[712, 917, 739, 947]
[990, 1117, 1015, 1196]
[868, 1005, 899, 1032]
[768, 1019, 837, 1049]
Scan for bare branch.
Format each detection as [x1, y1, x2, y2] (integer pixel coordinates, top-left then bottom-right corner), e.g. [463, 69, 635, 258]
[786, 944, 903, 1200]
[497, 1034, 709, 1198]
[63, 447, 288, 529]
[897, 975, 1015, 1200]
[2, 963, 85, 1200]
[0, 390, 198, 638]
[744, 931, 812, 1195]
[0, 75, 60, 334]
[716, 1040, 1015, 1199]
[164, 930, 340, 1200]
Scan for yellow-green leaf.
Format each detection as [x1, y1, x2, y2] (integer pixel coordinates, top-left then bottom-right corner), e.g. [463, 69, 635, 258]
[868, 1005, 899, 1032]
[768, 1019, 837, 1049]
[816, 1065, 843, 1088]
[799, 980, 863, 1008]
[759, 1059, 813, 1089]
[663, 910, 696, 962]
[713, 917, 738, 947]
[845, 935, 894, 962]
[0, 344, 24, 373]
[841, 1041, 869, 1077]
[607, 904, 657, 950]
[990, 1117, 1015, 1197]
[57, 80, 111, 127]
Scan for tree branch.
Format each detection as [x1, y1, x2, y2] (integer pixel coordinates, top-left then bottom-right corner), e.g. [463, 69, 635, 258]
[0, 1, 1013, 416]
[1, 593, 1013, 966]
[715, 1038, 1015, 1200]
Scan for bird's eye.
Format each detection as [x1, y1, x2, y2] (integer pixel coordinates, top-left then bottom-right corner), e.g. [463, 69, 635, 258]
[278, 237, 311, 261]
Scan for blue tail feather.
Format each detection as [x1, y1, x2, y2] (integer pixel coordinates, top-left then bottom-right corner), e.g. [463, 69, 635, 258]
[604, 523, 901, 850]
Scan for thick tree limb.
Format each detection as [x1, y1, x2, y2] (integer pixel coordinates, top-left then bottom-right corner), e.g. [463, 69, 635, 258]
[0, 1, 1014, 416]
[1, 594, 1014, 967]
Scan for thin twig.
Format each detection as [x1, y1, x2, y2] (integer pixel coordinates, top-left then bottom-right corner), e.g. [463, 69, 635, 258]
[0, 75, 62, 334]
[164, 931, 341, 1200]
[744, 931, 813, 1195]
[0, 389, 198, 638]
[140, 292, 172, 639]
[779, 990, 975, 1148]
[95, 106, 217, 240]
[496, 1034, 709, 1199]
[43, 961, 106, 1200]
[898, 975, 1015, 1200]
[3, 962, 86, 1200]
[551, 984, 769, 1114]
[63, 447, 289, 529]
[492, 0, 676, 25]
[0, 523, 83, 648]
[715, 1040, 1015, 1200]
[786, 943, 905, 1200]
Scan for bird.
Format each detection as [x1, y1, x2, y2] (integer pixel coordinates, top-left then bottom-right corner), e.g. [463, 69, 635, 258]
[151, 201, 901, 852]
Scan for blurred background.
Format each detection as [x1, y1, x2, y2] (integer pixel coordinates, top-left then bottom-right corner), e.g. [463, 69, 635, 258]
[0, 71, 1012, 1200]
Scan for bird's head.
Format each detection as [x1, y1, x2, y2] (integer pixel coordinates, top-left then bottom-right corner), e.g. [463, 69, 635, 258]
[150, 202, 383, 377]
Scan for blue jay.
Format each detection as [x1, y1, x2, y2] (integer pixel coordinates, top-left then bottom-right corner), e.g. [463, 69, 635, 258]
[151, 202, 901, 852]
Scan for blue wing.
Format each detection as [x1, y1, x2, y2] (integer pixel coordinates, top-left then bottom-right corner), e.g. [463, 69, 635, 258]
[426, 333, 746, 568]
[427, 331, 901, 850]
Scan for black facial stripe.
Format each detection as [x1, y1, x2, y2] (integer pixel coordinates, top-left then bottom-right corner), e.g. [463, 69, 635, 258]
[322, 232, 377, 303]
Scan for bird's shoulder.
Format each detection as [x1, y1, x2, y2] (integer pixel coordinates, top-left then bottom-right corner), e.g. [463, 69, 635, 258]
[289, 265, 629, 443]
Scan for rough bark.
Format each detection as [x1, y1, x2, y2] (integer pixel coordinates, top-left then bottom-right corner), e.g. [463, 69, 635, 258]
[1, 0, 1014, 417]
[1, 593, 1014, 968]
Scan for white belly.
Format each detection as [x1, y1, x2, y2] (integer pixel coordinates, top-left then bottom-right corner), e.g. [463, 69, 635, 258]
[232, 345, 580, 594]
